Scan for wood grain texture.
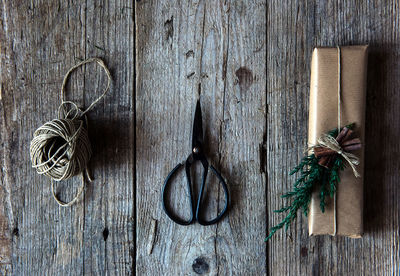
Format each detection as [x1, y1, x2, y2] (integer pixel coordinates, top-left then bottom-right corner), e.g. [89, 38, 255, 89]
[0, 0, 134, 275]
[0, 0, 399, 275]
[135, 0, 266, 275]
[135, 0, 211, 274]
[267, 1, 399, 275]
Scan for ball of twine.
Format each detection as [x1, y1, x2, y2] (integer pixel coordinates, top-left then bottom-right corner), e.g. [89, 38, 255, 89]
[30, 116, 92, 180]
[30, 58, 111, 207]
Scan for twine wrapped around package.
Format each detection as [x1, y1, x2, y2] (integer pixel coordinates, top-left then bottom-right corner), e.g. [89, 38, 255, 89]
[30, 58, 112, 207]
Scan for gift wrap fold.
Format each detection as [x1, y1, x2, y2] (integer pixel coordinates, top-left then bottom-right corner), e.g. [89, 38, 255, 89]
[308, 45, 368, 237]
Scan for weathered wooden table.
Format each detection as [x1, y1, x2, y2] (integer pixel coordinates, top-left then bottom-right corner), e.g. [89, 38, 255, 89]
[0, 1, 399, 275]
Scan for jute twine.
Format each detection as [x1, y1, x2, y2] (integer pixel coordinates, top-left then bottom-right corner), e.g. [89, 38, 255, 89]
[30, 58, 111, 207]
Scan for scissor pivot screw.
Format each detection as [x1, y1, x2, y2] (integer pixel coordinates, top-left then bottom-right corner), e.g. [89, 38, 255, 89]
[193, 147, 199, 154]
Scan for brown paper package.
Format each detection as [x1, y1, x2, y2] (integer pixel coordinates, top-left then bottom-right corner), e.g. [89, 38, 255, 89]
[308, 45, 368, 237]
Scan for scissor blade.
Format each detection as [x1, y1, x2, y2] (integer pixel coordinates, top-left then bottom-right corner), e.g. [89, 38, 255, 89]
[192, 100, 204, 150]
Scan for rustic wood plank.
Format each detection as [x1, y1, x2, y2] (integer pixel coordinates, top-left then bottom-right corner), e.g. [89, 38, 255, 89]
[0, 0, 134, 274]
[267, 1, 399, 275]
[135, 1, 214, 274]
[216, 0, 267, 274]
[83, 0, 134, 275]
[267, 1, 314, 275]
[314, 1, 400, 275]
[1, 1, 87, 274]
[136, 0, 266, 274]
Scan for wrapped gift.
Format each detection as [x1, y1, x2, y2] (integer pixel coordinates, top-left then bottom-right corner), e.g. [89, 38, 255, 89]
[266, 45, 368, 242]
[308, 45, 368, 237]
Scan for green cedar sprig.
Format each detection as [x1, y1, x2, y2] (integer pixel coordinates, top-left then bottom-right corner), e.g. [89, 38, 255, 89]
[265, 155, 323, 241]
[319, 157, 345, 213]
[265, 124, 353, 242]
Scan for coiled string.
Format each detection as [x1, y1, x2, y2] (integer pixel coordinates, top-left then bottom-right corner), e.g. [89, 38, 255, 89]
[30, 58, 112, 207]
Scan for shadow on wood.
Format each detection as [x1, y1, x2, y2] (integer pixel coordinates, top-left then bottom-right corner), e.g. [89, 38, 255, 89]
[364, 45, 400, 234]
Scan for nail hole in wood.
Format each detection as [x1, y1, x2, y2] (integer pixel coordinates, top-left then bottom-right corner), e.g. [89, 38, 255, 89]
[301, 247, 308, 257]
[192, 257, 209, 274]
[12, 227, 19, 237]
[102, 228, 109, 241]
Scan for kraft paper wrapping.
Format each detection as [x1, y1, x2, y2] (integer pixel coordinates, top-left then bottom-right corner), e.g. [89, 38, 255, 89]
[308, 45, 368, 237]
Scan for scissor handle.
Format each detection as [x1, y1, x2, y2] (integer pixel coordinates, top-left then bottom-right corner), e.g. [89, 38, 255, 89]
[162, 153, 229, 226]
[194, 154, 229, 226]
[162, 163, 195, 225]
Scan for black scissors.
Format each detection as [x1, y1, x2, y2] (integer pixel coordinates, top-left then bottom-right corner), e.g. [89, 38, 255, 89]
[162, 100, 229, 226]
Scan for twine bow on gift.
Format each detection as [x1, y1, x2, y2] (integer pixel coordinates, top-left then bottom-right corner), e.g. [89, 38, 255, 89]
[313, 126, 362, 177]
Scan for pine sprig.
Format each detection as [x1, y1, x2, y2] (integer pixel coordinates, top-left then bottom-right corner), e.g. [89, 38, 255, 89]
[265, 155, 322, 241]
[266, 125, 352, 242]
[319, 169, 329, 212]
[329, 157, 345, 196]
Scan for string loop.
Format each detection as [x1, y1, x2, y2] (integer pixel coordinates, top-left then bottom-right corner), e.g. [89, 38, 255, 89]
[61, 57, 111, 117]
